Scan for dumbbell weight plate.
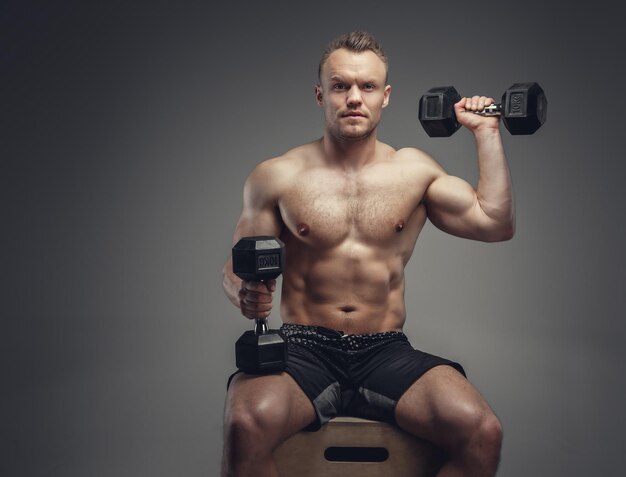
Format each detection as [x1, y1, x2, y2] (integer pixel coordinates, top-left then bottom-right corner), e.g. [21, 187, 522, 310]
[501, 82, 547, 135]
[418, 86, 462, 137]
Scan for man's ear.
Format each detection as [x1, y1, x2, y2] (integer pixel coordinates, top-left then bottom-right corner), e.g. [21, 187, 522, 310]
[382, 84, 391, 109]
[314, 84, 324, 106]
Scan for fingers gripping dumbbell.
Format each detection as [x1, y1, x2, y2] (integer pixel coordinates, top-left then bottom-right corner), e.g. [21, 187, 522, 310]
[419, 82, 547, 137]
[232, 236, 287, 374]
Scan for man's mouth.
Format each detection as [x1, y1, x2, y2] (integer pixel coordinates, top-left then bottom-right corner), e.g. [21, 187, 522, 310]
[343, 111, 366, 118]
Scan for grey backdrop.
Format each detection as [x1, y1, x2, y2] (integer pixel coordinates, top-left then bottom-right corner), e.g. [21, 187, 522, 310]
[3, 1, 626, 476]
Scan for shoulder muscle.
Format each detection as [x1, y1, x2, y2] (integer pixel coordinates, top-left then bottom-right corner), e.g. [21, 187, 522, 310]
[395, 147, 445, 172]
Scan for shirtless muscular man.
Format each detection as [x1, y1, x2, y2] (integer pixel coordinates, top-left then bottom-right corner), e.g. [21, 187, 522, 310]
[221, 31, 513, 477]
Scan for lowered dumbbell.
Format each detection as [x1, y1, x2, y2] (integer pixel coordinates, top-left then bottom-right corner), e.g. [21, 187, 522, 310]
[232, 236, 287, 374]
[419, 82, 547, 137]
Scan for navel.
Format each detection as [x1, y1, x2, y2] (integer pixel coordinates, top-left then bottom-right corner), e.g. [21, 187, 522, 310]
[297, 222, 310, 236]
[395, 220, 405, 233]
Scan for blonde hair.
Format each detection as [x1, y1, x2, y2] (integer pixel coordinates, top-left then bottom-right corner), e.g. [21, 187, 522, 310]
[318, 31, 388, 82]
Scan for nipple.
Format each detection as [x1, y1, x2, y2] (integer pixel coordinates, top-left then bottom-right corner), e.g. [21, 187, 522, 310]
[297, 223, 310, 236]
[395, 220, 405, 233]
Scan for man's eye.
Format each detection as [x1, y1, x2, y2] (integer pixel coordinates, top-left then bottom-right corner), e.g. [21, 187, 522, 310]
[333, 84, 346, 90]
[363, 84, 375, 91]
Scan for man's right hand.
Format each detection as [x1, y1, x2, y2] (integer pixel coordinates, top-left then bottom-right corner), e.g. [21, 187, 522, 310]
[238, 280, 277, 320]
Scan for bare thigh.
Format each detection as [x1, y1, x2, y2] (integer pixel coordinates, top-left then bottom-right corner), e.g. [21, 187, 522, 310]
[394, 365, 498, 450]
[224, 372, 317, 449]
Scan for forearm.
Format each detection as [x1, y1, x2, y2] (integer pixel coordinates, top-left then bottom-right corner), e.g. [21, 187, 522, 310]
[222, 257, 242, 308]
[474, 128, 515, 234]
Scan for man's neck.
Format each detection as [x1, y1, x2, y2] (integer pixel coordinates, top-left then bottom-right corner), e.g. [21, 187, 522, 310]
[321, 130, 379, 171]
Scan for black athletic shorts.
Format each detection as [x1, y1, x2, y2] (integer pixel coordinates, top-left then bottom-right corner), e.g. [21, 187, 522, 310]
[228, 323, 465, 431]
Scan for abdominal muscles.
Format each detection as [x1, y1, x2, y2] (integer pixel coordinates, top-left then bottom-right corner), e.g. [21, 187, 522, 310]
[280, 239, 407, 334]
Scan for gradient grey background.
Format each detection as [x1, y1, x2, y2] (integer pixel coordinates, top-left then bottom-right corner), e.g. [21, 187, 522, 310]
[3, 1, 625, 476]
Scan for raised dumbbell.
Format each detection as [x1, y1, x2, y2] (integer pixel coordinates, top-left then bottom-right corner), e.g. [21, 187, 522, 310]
[419, 82, 547, 137]
[232, 236, 287, 374]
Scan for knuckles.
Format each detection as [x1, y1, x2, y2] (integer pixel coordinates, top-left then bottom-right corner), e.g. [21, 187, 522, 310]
[238, 281, 274, 319]
[455, 96, 494, 112]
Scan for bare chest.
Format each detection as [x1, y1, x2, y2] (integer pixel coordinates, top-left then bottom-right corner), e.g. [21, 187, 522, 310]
[278, 167, 425, 245]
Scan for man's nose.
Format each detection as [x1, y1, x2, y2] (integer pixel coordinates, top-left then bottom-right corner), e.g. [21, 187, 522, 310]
[346, 85, 362, 106]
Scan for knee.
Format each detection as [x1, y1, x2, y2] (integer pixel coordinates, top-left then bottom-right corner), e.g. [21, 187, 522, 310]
[452, 405, 503, 455]
[462, 407, 503, 464]
[224, 401, 283, 451]
[225, 405, 263, 444]
[222, 404, 278, 475]
[476, 411, 503, 452]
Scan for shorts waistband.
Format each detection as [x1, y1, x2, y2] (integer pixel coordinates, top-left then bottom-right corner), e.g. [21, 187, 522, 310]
[280, 323, 406, 351]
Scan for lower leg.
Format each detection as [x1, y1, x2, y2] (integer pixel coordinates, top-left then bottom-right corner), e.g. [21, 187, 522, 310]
[221, 409, 281, 477]
[221, 448, 278, 477]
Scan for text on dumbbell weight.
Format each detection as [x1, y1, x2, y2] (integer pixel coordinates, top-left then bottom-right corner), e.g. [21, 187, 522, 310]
[257, 254, 280, 271]
[510, 93, 523, 115]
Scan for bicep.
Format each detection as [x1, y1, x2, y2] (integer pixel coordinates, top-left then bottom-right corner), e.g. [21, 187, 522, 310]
[232, 163, 284, 244]
[233, 206, 283, 243]
[424, 174, 494, 240]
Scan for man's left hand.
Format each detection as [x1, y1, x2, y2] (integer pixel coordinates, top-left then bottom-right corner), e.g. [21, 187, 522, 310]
[454, 96, 500, 134]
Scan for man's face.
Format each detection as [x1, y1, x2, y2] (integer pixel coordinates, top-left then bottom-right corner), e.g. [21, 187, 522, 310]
[316, 49, 391, 141]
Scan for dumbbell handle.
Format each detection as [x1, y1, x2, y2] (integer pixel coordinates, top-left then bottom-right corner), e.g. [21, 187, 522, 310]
[254, 318, 269, 335]
[466, 103, 502, 117]
[252, 277, 271, 335]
